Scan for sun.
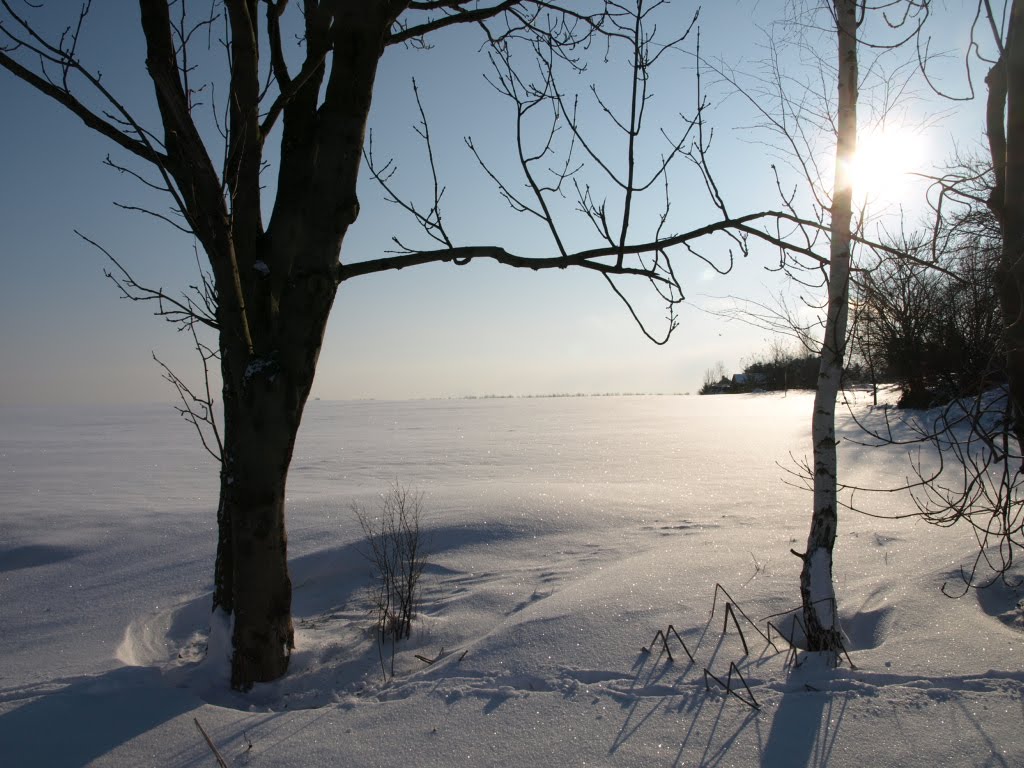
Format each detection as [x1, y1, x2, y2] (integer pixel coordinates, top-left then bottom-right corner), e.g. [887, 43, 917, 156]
[839, 126, 927, 205]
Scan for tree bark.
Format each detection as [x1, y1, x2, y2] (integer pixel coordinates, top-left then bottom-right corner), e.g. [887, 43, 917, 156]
[222, 375, 300, 689]
[212, 489, 233, 614]
[206, 2, 395, 689]
[212, 229, 343, 687]
[997, 1, 1024, 460]
[800, 0, 857, 654]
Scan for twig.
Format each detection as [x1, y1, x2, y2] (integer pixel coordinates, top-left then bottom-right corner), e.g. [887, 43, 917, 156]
[703, 662, 760, 710]
[193, 718, 229, 768]
[415, 647, 444, 665]
[711, 583, 776, 649]
[722, 603, 750, 656]
[641, 624, 695, 664]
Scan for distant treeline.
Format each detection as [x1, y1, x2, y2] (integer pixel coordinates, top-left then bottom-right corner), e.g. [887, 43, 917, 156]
[460, 391, 687, 400]
[699, 347, 821, 395]
[701, 232, 1003, 407]
[851, 241, 1002, 408]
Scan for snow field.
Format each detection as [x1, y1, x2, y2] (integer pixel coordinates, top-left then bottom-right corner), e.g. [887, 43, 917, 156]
[1, 394, 1021, 766]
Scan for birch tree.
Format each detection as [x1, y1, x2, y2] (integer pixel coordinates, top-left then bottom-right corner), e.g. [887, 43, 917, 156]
[798, 0, 857, 653]
[705, 0, 925, 652]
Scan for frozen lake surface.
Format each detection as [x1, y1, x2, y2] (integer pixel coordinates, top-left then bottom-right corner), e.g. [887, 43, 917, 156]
[1, 394, 1021, 766]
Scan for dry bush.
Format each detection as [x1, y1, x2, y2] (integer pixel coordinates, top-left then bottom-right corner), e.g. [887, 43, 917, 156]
[353, 484, 428, 665]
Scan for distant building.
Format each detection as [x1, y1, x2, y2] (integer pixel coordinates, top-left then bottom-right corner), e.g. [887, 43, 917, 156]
[702, 372, 770, 395]
[706, 376, 733, 394]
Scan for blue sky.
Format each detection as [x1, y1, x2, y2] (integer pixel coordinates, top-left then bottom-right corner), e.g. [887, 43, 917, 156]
[0, 2, 988, 405]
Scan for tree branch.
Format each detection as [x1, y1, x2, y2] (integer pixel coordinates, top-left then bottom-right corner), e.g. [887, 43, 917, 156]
[0, 49, 164, 166]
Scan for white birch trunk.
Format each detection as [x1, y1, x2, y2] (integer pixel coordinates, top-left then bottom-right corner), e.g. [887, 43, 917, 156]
[799, 0, 857, 653]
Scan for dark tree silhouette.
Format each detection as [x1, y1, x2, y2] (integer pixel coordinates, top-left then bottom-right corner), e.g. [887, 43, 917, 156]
[0, 1, 818, 688]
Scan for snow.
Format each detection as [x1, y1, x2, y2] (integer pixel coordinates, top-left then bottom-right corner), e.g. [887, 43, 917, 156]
[1, 393, 1022, 766]
[806, 548, 838, 632]
[244, 357, 275, 381]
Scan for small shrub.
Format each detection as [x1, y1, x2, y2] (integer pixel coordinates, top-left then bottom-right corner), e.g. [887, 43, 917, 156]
[353, 484, 428, 656]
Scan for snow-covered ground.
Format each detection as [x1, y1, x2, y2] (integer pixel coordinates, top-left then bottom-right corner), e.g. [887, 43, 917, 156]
[1, 393, 1021, 767]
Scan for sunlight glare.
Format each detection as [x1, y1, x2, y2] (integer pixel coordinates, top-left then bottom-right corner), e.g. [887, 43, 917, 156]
[840, 127, 926, 206]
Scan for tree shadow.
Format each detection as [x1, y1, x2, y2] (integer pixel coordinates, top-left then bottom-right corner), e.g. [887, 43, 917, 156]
[0, 666, 198, 767]
[610, 607, 762, 764]
[288, 519, 546, 618]
[0, 544, 82, 572]
[124, 520, 553, 712]
[760, 684, 848, 767]
[675, 693, 760, 767]
[607, 650, 682, 754]
[972, 572, 1024, 630]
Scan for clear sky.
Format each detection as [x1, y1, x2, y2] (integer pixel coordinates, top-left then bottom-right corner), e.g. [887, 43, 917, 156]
[0, 2, 987, 405]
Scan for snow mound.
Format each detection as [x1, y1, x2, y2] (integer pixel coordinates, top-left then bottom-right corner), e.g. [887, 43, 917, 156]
[973, 570, 1024, 632]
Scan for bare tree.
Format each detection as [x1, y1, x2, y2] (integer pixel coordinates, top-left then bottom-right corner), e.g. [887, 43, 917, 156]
[918, 0, 1024, 449]
[853, 241, 946, 407]
[0, 1, 828, 688]
[736, 337, 820, 392]
[705, 0, 930, 654]
[850, 206, 1002, 409]
[981, 2, 1024, 450]
[792, 0, 859, 654]
[838, 1, 1024, 589]
[701, 360, 728, 393]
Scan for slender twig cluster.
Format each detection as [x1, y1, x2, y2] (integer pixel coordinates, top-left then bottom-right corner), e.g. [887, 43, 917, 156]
[353, 484, 429, 680]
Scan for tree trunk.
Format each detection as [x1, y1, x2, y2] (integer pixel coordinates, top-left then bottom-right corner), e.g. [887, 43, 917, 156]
[212, 471, 234, 615]
[208, 3, 391, 690]
[215, 322, 324, 687]
[224, 387, 296, 690]
[212, 350, 236, 615]
[212, 238, 342, 687]
[999, 2, 1024, 460]
[800, 0, 857, 654]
